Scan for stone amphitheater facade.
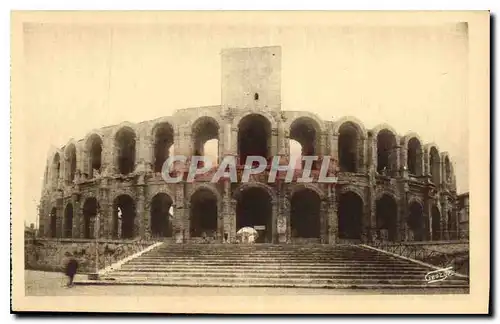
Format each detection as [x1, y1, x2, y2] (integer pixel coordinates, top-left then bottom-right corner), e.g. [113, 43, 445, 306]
[38, 46, 459, 244]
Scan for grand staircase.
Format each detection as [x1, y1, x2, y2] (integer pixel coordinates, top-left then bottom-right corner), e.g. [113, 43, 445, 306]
[92, 243, 469, 290]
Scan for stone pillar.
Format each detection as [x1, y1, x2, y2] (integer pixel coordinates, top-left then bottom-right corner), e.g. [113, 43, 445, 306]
[398, 182, 409, 242]
[135, 176, 146, 238]
[367, 185, 377, 242]
[320, 197, 329, 243]
[276, 181, 288, 243]
[271, 127, 278, 157]
[174, 182, 185, 243]
[271, 198, 278, 243]
[71, 193, 80, 238]
[98, 189, 111, 239]
[327, 185, 338, 244]
[277, 122, 286, 154]
[55, 198, 63, 238]
[222, 180, 232, 243]
[358, 138, 367, 174]
[103, 133, 115, 176]
[330, 134, 339, 163]
[441, 197, 449, 240]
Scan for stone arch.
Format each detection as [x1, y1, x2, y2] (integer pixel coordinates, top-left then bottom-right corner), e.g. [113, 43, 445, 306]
[64, 143, 77, 183]
[333, 116, 368, 138]
[234, 182, 277, 203]
[339, 185, 366, 203]
[49, 206, 57, 238]
[150, 193, 174, 238]
[375, 188, 398, 202]
[285, 111, 326, 133]
[189, 187, 219, 238]
[408, 200, 426, 241]
[337, 190, 364, 240]
[152, 121, 175, 173]
[232, 110, 278, 130]
[236, 113, 274, 164]
[290, 186, 322, 238]
[114, 126, 137, 175]
[290, 183, 326, 201]
[375, 194, 398, 241]
[112, 194, 137, 239]
[148, 186, 175, 205]
[63, 202, 73, 238]
[191, 116, 220, 167]
[190, 183, 223, 205]
[289, 116, 322, 169]
[82, 197, 98, 239]
[402, 132, 424, 176]
[84, 133, 103, 178]
[425, 143, 441, 184]
[372, 124, 398, 174]
[408, 195, 424, 208]
[336, 120, 366, 173]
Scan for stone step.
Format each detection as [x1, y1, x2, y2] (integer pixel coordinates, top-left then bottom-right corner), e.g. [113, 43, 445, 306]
[139, 255, 406, 261]
[116, 266, 430, 274]
[123, 261, 424, 268]
[97, 276, 469, 288]
[109, 271, 446, 280]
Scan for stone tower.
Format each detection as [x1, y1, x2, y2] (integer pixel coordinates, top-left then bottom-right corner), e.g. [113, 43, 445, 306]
[221, 46, 282, 112]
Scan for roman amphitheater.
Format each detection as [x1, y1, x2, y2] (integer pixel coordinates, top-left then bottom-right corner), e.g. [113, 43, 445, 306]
[38, 46, 460, 246]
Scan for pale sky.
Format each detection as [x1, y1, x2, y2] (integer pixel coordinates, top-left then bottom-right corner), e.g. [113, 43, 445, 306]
[21, 21, 469, 225]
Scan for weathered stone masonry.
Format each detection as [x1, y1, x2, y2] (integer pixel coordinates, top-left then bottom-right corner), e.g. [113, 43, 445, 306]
[38, 46, 460, 244]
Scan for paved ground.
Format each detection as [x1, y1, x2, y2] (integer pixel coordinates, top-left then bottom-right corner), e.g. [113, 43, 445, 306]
[25, 270, 468, 296]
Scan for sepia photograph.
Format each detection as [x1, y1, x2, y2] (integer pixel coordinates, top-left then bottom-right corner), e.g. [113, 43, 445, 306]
[10, 10, 490, 314]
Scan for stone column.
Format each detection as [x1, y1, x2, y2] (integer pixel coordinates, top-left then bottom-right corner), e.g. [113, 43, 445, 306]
[135, 176, 146, 238]
[55, 198, 63, 238]
[277, 122, 286, 154]
[271, 127, 278, 157]
[367, 185, 377, 242]
[276, 181, 288, 244]
[327, 185, 338, 244]
[174, 182, 185, 243]
[320, 197, 329, 243]
[222, 180, 232, 243]
[358, 138, 367, 174]
[398, 182, 409, 242]
[271, 198, 278, 243]
[441, 197, 449, 240]
[71, 193, 80, 238]
[99, 188, 111, 239]
[330, 134, 339, 163]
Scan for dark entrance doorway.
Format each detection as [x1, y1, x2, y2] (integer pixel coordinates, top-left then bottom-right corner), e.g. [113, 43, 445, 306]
[236, 186, 273, 243]
[63, 203, 73, 238]
[49, 207, 57, 238]
[237, 114, 271, 165]
[376, 194, 398, 241]
[338, 191, 363, 240]
[113, 195, 136, 239]
[190, 189, 218, 239]
[150, 193, 173, 238]
[82, 198, 98, 239]
[290, 188, 321, 239]
[408, 202, 425, 241]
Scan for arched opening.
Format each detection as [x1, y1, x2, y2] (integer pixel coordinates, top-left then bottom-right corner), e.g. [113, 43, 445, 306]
[86, 134, 103, 178]
[113, 195, 136, 239]
[82, 197, 98, 239]
[49, 207, 57, 238]
[150, 193, 173, 238]
[338, 122, 362, 172]
[52, 153, 61, 186]
[408, 202, 425, 241]
[63, 203, 73, 238]
[290, 117, 320, 170]
[290, 188, 321, 238]
[65, 144, 77, 183]
[190, 188, 218, 238]
[115, 127, 136, 175]
[429, 147, 441, 184]
[431, 205, 441, 241]
[377, 130, 397, 174]
[407, 138, 422, 176]
[192, 117, 220, 168]
[338, 191, 363, 240]
[236, 186, 273, 243]
[238, 114, 271, 166]
[444, 156, 452, 184]
[376, 194, 398, 241]
[153, 122, 174, 173]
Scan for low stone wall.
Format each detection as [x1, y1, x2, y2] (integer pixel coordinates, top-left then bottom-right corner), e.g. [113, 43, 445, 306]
[25, 238, 157, 274]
